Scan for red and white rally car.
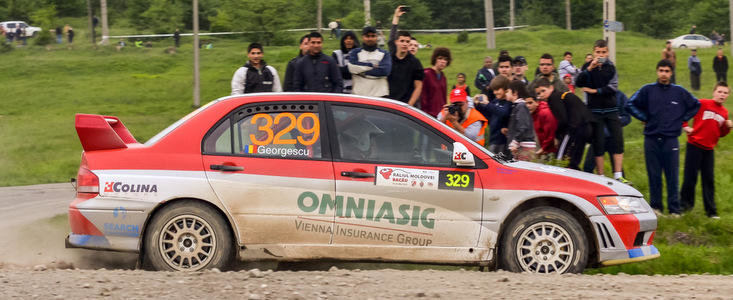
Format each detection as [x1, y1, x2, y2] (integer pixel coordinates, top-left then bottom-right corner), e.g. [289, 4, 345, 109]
[67, 93, 659, 273]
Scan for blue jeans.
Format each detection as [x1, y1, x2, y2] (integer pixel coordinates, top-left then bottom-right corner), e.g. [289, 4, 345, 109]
[644, 135, 680, 213]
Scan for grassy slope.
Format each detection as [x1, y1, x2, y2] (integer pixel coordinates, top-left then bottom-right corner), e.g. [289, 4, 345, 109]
[0, 23, 731, 274]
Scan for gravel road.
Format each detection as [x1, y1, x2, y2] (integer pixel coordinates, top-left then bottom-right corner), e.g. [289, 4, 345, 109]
[2, 266, 732, 299]
[1, 183, 732, 299]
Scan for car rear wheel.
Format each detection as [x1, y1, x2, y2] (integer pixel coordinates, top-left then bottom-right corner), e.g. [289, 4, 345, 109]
[144, 201, 233, 271]
[680, 44, 687, 48]
[499, 206, 588, 274]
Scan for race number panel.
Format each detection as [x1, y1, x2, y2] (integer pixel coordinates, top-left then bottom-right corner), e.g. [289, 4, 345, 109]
[438, 171, 474, 191]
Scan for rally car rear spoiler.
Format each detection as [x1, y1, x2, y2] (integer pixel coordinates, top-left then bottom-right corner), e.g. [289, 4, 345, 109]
[75, 114, 138, 151]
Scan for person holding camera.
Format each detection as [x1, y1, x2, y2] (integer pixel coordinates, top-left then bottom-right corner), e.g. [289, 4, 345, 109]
[575, 39, 629, 183]
[438, 88, 488, 146]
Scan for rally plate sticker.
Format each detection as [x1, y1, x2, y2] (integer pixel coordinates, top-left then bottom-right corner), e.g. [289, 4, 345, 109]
[437, 170, 474, 191]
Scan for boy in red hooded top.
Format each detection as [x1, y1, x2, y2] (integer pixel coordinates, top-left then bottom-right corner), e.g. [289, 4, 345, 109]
[526, 97, 558, 158]
[680, 82, 733, 218]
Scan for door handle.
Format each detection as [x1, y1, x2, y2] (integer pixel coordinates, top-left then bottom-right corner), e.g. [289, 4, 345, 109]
[340, 171, 375, 178]
[210, 164, 244, 172]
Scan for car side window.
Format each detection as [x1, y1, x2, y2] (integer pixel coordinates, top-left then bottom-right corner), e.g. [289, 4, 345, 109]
[203, 104, 323, 159]
[330, 105, 452, 166]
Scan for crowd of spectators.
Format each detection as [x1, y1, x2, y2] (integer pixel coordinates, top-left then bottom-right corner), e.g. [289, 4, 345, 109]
[228, 8, 732, 218]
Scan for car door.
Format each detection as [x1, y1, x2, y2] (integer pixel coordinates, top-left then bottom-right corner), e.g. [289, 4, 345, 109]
[326, 103, 484, 249]
[202, 101, 335, 246]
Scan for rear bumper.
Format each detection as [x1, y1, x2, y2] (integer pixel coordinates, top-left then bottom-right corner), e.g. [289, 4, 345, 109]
[600, 245, 660, 266]
[65, 233, 139, 253]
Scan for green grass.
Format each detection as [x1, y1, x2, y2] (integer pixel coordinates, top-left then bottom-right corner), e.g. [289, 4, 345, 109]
[1, 23, 732, 274]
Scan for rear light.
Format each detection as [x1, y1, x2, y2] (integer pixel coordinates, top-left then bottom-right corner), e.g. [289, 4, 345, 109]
[76, 156, 99, 195]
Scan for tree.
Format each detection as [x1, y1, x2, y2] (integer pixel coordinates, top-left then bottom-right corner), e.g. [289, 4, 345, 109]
[209, 0, 295, 45]
[140, 0, 185, 34]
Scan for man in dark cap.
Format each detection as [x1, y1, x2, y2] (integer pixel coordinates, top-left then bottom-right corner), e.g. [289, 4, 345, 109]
[512, 56, 529, 84]
[347, 26, 392, 97]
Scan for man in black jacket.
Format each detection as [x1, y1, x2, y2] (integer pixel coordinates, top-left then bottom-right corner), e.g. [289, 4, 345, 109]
[713, 49, 728, 83]
[283, 35, 310, 92]
[575, 39, 629, 183]
[534, 77, 592, 170]
[293, 32, 343, 93]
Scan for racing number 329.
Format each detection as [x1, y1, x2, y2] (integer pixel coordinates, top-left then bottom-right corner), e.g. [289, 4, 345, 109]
[249, 113, 320, 146]
[444, 173, 470, 188]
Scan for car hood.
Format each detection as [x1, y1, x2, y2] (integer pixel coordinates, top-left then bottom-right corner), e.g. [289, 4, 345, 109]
[505, 160, 643, 197]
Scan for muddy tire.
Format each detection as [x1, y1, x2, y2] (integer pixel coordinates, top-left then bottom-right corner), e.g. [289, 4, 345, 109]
[499, 206, 588, 274]
[144, 201, 233, 271]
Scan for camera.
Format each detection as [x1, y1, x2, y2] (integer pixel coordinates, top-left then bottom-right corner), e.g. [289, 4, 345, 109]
[400, 6, 411, 12]
[597, 57, 608, 64]
[448, 102, 462, 115]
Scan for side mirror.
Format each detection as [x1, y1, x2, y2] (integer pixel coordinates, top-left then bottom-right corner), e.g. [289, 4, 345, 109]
[452, 142, 475, 167]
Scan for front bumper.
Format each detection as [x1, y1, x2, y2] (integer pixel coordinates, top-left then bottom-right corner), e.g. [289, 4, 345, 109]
[591, 212, 660, 266]
[601, 245, 660, 266]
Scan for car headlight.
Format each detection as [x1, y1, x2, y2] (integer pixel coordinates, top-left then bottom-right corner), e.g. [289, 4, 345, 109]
[597, 196, 649, 215]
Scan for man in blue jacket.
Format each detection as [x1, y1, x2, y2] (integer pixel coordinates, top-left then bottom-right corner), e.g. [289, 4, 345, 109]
[293, 32, 343, 93]
[626, 59, 701, 216]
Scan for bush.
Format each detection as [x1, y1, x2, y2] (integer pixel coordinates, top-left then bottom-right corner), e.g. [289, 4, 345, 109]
[456, 30, 469, 44]
[0, 39, 12, 53]
[34, 29, 53, 46]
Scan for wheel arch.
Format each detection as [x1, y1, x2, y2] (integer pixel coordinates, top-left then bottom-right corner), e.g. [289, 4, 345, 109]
[495, 197, 600, 269]
[138, 197, 240, 264]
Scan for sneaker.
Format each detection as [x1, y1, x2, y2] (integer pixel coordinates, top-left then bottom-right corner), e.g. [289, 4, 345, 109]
[653, 209, 663, 216]
[669, 213, 681, 218]
[615, 176, 633, 185]
[709, 215, 720, 219]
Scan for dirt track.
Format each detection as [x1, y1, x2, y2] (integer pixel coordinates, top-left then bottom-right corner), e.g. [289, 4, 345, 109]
[2, 266, 733, 299]
[1, 183, 732, 299]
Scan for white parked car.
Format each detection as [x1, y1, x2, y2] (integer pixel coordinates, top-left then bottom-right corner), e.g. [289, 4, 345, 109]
[0, 21, 42, 37]
[669, 34, 715, 49]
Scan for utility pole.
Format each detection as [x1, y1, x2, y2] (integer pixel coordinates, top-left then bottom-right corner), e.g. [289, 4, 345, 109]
[603, 0, 616, 62]
[86, 0, 95, 44]
[364, 0, 371, 26]
[193, 0, 200, 108]
[565, 0, 571, 30]
[100, 0, 109, 45]
[729, 0, 733, 57]
[317, 0, 323, 33]
[509, 0, 515, 31]
[484, 0, 495, 49]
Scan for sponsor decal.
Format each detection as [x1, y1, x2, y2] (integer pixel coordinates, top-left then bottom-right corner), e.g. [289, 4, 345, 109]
[103, 223, 140, 237]
[249, 145, 311, 158]
[496, 167, 517, 175]
[103, 182, 158, 193]
[453, 151, 469, 160]
[297, 191, 436, 229]
[294, 219, 433, 246]
[437, 171, 475, 191]
[113, 206, 127, 219]
[375, 167, 439, 190]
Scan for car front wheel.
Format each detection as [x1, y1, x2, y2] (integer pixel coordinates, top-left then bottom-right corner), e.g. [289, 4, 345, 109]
[680, 44, 687, 48]
[144, 201, 233, 271]
[499, 206, 588, 274]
